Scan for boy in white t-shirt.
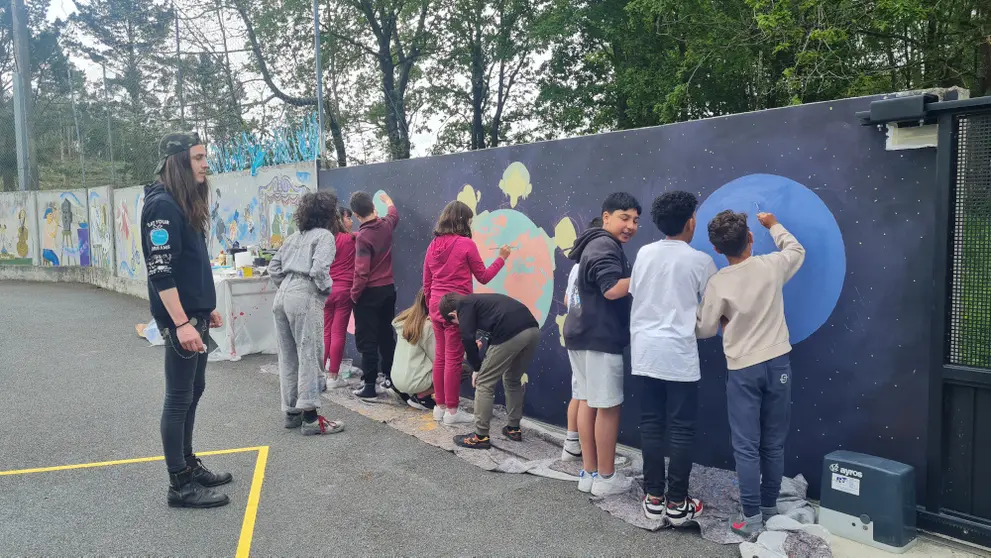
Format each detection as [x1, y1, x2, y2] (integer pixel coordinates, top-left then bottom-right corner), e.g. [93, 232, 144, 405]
[630, 191, 716, 526]
[561, 217, 601, 462]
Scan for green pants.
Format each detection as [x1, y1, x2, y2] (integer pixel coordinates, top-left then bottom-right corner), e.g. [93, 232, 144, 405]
[473, 327, 540, 437]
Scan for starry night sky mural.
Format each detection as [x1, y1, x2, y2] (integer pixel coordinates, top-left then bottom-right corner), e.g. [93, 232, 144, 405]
[319, 95, 938, 499]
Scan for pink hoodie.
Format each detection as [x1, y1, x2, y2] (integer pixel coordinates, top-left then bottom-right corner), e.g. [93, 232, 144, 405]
[423, 234, 506, 321]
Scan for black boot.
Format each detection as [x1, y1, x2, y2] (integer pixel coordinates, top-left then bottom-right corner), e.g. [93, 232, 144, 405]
[168, 468, 230, 509]
[187, 456, 233, 487]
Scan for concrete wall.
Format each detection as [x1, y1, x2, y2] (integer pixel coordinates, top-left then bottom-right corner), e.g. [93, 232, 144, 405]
[318, 95, 937, 500]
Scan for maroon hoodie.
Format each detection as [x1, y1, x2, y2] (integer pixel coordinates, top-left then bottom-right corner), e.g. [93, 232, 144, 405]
[351, 205, 399, 302]
[422, 234, 506, 322]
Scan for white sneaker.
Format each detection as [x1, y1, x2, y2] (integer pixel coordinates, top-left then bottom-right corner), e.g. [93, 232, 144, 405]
[578, 470, 597, 493]
[326, 377, 350, 390]
[591, 471, 633, 497]
[443, 409, 474, 426]
[433, 406, 445, 421]
[561, 440, 582, 462]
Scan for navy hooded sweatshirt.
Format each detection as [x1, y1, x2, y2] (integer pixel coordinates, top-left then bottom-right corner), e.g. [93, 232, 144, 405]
[562, 228, 632, 354]
[141, 181, 216, 328]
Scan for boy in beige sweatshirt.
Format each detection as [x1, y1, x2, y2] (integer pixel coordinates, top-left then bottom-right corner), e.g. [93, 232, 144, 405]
[696, 210, 805, 537]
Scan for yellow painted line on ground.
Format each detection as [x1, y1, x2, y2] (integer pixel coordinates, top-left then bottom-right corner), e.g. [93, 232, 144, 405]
[0, 446, 271, 558]
[235, 445, 269, 558]
[0, 446, 263, 476]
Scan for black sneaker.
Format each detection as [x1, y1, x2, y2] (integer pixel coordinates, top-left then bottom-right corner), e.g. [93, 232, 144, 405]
[353, 384, 378, 399]
[502, 425, 522, 442]
[407, 394, 436, 410]
[454, 433, 491, 450]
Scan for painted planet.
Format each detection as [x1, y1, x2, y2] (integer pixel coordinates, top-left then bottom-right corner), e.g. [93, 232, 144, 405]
[373, 190, 390, 218]
[471, 209, 556, 327]
[690, 173, 845, 344]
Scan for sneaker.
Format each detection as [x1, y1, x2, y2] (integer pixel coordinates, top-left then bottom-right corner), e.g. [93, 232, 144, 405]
[285, 412, 303, 429]
[502, 425, 522, 442]
[577, 470, 597, 493]
[643, 494, 666, 520]
[353, 384, 378, 399]
[453, 433, 491, 449]
[408, 394, 436, 411]
[561, 439, 582, 462]
[300, 416, 345, 435]
[731, 513, 763, 538]
[384, 383, 408, 405]
[443, 409, 474, 426]
[433, 406, 446, 421]
[665, 497, 704, 527]
[591, 471, 633, 497]
[326, 376, 350, 390]
[760, 505, 779, 522]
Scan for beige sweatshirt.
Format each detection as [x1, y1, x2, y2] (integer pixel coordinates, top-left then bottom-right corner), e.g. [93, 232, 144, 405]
[696, 224, 806, 370]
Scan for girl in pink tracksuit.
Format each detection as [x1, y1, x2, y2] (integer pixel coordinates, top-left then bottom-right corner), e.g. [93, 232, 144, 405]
[323, 207, 356, 389]
[423, 201, 510, 425]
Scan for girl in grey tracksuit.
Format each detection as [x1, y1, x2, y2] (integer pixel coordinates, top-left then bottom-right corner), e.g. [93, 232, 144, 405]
[269, 191, 345, 436]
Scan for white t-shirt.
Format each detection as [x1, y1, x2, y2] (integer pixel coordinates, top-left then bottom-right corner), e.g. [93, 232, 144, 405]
[629, 239, 717, 382]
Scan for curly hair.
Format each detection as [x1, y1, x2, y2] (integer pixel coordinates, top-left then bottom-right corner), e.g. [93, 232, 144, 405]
[433, 200, 474, 238]
[707, 210, 750, 257]
[294, 191, 339, 232]
[651, 191, 698, 236]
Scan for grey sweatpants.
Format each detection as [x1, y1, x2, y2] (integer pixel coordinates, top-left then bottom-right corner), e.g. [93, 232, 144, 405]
[273, 276, 327, 413]
[473, 327, 540, 437]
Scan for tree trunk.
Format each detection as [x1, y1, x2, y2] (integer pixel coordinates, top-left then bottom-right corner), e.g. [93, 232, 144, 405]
[470, 39, 486, 150]
[378, 52, 410, 160]
[323, 98, 348, 167]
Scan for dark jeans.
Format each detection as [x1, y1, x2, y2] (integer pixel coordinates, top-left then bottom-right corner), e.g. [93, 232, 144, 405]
[161, 316, 210, 473]
[354, 285, 397, 386]
[639, 376, 698, 502]
[727, 354, 793, 517]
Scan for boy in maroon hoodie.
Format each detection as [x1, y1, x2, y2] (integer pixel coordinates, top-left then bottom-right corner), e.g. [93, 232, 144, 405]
[350, 191, 400, 399]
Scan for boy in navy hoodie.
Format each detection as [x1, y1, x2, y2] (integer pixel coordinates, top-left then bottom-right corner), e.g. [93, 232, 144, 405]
[563, 192, 640, 497]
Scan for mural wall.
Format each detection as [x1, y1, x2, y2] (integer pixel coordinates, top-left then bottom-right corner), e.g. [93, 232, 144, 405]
[35, 190, 90, 267]
[208, 162, 315, 258]
[0, 192, 37, 265]
[319, 95, 937, 499]
[114, 185, 146, 280]
[88, 187, 114, 271]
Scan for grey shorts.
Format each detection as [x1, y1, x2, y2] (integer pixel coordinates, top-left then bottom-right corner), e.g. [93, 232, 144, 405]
[568, 350, 624, 408]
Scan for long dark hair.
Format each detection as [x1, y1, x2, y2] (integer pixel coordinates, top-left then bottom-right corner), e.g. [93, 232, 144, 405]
[433, 200, 473, 238]
[329, 206, 350, 236]
[161, 150, 209, 234]
[396, 289, 429, 345]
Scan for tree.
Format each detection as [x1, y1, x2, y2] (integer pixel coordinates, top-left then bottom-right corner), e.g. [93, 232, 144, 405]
[71, 0, 174, 180]
[324, 0, 435, 160]
[427, 0, 551, 152]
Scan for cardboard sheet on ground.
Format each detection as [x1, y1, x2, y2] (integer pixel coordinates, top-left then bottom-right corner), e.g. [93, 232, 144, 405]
[304, 371, 828, 552]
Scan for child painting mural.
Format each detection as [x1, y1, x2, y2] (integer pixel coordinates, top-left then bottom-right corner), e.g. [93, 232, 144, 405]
[697, 210, 805, 537]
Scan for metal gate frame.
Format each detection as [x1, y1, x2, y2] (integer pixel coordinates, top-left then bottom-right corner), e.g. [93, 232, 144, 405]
[859, 94, 991, 548]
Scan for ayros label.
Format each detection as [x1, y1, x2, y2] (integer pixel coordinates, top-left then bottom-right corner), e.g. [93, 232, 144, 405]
[831, 473, 861, 496]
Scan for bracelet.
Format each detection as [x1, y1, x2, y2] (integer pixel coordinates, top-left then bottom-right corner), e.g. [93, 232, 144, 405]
[174, 320, 190, 329]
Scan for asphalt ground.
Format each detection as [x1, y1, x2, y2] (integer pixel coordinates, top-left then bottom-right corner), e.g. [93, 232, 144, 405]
[0, 281, 736, 557]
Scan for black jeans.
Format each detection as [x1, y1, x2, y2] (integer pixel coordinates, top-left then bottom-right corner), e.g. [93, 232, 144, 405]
[161, 316, 210, 473]
[639, 375, 699, 502]
[353, 285, 397, 386]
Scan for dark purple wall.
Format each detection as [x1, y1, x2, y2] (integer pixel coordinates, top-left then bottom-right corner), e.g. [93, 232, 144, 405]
[319, 96, 937, 499]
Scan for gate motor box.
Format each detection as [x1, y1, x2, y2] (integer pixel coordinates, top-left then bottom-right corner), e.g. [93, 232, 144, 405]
[818, 450, 917, 553]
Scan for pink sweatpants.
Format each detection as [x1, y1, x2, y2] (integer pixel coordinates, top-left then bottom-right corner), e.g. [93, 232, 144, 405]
[431, 318, 465, 409]
[323, 288, 353, 375]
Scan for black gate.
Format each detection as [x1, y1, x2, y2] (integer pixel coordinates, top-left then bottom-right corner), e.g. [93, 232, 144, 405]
[860, 95, 991, 547]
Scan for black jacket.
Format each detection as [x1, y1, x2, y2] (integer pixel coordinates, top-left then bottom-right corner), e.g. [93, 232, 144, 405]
[563, 228, 631, 354]
[456, 293, 538, 371]
[141, 182, 216, 328]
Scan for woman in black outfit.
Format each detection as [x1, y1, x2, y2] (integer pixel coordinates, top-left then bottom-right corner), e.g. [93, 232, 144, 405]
[141, 132, 231, 508]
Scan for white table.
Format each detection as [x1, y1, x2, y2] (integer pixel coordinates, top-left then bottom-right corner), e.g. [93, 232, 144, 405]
[209, 273, 278, 362]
